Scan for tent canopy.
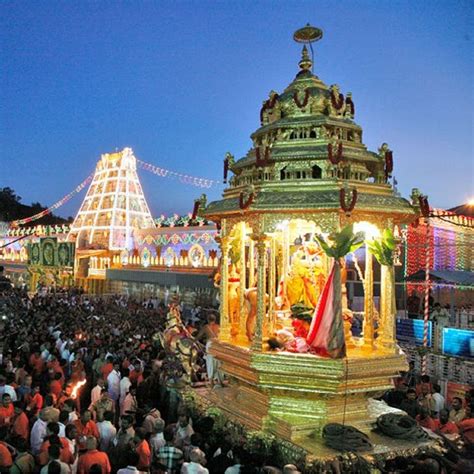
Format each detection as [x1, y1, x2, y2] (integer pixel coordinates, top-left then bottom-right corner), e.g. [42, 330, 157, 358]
[405, 269, 474, 286]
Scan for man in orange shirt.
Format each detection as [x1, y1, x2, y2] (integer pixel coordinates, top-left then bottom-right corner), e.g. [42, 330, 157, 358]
[29, 350, 44, 376]
[0, 394, 14, 427]
[11, 401, 30, 441]
[459, 406, 474, 445]
[101, 357, 114, 380]
[133, 428, 151, 471]
[49, 372, 63, 400]
[74, 410, 100, 450]
[435, 409, 459, 435]
[0, 426, 13, 470]
[37, 423, 74, 466]
[26, 385, 44, 417]
[77, 436, 111, 474]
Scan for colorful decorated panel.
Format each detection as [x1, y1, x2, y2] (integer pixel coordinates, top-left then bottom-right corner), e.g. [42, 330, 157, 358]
[28, 238, 75, 268]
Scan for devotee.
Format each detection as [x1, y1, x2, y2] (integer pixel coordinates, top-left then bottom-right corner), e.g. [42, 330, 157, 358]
[431, 383, 445, 417]
[435, 408, 459, 435]
[400, 389, 419, 419]
[97, 410, 117, 451]
[77, 436, 111, 474]
[449, 396, 466, 423]
[181, 447, 209, 474]
[156, 425, 184, 473]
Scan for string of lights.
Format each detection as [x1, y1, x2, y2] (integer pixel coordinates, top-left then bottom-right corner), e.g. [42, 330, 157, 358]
[137, 159, 220, 188]
[10, 174, 94, 227]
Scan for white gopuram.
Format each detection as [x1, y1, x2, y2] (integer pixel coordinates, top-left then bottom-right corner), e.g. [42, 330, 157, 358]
[69, 148, 155, 251]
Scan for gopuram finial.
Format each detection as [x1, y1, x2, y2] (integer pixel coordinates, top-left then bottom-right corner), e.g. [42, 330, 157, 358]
[293, 23, 323, 72]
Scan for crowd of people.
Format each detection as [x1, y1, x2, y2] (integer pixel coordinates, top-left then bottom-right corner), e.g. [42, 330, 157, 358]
[0, 283, 473, 473]
[0, 287, 305, 473]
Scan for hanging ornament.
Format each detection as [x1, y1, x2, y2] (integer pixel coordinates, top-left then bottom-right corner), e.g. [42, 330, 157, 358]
[339, 187, 358, 215]
[384, 150, 394, 182]
[419, 195, 430, 218]
[259, 92, 279, 123]
[293, 88, 311, 108]
[255, 146, 271, 167]
[331, 89, 345, 110]
[328, 142, 343, 165]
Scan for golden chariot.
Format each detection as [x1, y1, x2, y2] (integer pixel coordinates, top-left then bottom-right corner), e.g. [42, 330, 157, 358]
[201, 25, 422, 447]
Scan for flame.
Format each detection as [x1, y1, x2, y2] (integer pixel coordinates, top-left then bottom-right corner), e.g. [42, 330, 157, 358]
[71, 379, 87, 399]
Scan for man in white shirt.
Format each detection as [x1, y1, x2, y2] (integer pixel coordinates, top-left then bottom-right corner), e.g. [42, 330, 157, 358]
[107, 362, 121, 403]
[181, 448, 209, 474]
[431, 383, 445, 416]
[30, 412, 48, 454]
[0, 375, 17, 402]
[97, 410, 117, 451]
[149, 418, 166, 460]
[119, 369, 131, 410]
[90, 378, 105, 409]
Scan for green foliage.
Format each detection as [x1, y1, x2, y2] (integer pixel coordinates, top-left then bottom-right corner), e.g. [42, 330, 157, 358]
[366, 228, 397, 266]
[315, 225, 364, 260]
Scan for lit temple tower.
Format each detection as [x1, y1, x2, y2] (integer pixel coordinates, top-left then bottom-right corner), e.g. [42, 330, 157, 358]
[69, 148, 155, 250]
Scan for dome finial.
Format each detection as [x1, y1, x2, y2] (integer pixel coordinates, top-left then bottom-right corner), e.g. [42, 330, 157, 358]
[299, 45, 312, 71]
[293, 24, 323, 73]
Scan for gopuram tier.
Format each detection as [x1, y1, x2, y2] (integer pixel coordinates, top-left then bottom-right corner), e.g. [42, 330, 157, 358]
[202, 25, 421, 443]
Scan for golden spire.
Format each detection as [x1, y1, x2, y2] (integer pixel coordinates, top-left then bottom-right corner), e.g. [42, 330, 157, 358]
[299, 45, 312, 71]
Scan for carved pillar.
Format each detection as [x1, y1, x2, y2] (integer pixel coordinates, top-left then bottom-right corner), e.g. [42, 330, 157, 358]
[362, 247, 375, 351]
[251, 236, 267, 351]
[239, 222, 247, 339]
[267, 237, 276, 335]
[220, 236, 231, 342]
[379, 264, 396, 351]
[248, 238, 255, 288]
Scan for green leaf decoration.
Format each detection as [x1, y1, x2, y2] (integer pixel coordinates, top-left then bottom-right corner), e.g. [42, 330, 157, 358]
[366, 228, 396, 266]
[315, 225, 364, 260]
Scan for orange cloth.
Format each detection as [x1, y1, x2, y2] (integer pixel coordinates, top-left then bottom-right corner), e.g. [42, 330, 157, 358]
[101, 362, 113, 380]
[27, 392, 44, 416]
[77, 449, 111, 474]
[136, 439, 151, 470]
[416, 414, 437, 431]
[11, 411, 30, 440]
[0, 441, 13, 468]
[38, 438, 74, 465]
[29, 354, 44, 374]
[459, 418, 474, 444]
[0, 404, 14, 426]
[74, 419, 100, 450]
[50, 380, 63, 398]
[434, 419, 459, 435]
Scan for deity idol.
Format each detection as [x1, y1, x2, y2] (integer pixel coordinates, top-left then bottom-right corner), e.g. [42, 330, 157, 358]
[285, 242, 326, 309]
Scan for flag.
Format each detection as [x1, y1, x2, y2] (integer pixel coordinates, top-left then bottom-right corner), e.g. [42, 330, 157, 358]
[306, 262, 346, 358]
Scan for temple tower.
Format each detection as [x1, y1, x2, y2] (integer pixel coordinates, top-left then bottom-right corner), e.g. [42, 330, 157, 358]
[69, 147, 155, 251]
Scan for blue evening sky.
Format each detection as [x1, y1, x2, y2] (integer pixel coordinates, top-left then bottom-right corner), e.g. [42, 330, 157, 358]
[1, 0, 472, 218]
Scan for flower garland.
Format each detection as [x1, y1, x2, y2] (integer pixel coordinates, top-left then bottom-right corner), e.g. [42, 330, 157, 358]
[191, 200, 200, 220]
[419, 195, 430, 218]
[223, 156, 230, 183]
[339, 188, 358, 214]
[239, 191, 255, 210]
[293, 88, 311, 108]
[255, 146, 271, 167]
[345, 96, 355, 116]
[331, 90, 345, 110]
[259, 93, 279, 123]
[384, 150, 393, 181]
[328, 142, 343, 165]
